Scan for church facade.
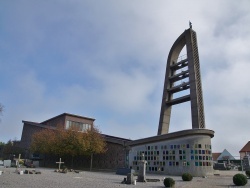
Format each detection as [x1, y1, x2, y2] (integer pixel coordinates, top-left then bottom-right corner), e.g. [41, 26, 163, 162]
[19, 113, 131, 170]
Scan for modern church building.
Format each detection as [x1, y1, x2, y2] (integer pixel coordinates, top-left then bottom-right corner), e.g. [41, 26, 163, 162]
[19, 26, 214, 176]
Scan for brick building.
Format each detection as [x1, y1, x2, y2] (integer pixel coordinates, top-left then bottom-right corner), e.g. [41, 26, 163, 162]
[239, 141, 250, 159]
[19, 113, 131, 170]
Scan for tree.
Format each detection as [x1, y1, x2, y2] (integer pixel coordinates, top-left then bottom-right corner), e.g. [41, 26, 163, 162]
[0, 103, 4, 122]
[2, 140, 24, 160]
[30, 126, 106, 169]
[0, 141, 5, 159]
[84, 127, 107, 171]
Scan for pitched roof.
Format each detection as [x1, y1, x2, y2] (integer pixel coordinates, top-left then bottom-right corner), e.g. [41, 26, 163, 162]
[41, 113, 95, 124]
[217, 149, 235, 160]
[212, 153, 221, 161]
[240, 141, 250, 152]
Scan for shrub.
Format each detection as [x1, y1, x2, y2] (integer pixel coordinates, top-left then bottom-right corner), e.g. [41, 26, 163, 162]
[163, 177, 175, 187]
[182, 173, 193, 181]
[245, 170, 250, 177]
[233, 173, 248, 186]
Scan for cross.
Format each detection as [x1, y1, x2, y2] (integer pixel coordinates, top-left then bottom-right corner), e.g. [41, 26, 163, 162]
[16, 154, 21, 170]
[56, 158, 64, 170]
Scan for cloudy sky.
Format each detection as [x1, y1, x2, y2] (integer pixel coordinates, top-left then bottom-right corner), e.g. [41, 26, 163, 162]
[0, 0, 250, 157]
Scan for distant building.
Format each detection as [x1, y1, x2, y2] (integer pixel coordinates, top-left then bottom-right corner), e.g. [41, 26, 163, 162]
[217, 149, 235, 161]
[239, 141, 250, 159]
[19, 113, 131, 170]
[212, 153, 221, 162]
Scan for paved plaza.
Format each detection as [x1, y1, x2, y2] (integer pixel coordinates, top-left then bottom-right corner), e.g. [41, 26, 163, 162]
[0, 168, 249, 188]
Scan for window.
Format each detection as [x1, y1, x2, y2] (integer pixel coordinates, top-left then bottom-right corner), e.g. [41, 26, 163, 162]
[66, 121, 91, 132]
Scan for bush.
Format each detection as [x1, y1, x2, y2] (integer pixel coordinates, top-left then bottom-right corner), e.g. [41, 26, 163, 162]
[163, 177, 175, 187]
[182, 173, 193, 181]
[245, 170, 250, 177]
[233, 173, 248, 186]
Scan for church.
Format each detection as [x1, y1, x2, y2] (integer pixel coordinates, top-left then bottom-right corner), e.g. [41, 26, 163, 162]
[19, 26, 214, 176]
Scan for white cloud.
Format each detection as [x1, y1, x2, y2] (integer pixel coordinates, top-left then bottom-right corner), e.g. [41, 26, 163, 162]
[0, 0, 250, 157]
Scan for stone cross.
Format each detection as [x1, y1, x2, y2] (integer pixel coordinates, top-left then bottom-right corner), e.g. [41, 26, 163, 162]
[56, 158, 64, 170]
[16, 154, 21, 170]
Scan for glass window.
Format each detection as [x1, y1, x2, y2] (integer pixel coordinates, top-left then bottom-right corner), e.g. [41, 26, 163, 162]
[169, 162, 172, 166]
[66, 120, 91, 132]
[191, 156, 194, 160]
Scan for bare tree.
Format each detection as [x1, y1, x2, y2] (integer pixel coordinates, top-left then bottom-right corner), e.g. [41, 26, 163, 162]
[0, 103, 3, 121]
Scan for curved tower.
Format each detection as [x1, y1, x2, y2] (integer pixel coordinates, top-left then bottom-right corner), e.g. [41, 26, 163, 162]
[158, 27, 205, 135]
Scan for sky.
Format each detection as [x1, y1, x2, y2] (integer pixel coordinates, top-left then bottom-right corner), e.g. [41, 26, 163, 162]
[0, 0, 250, 158]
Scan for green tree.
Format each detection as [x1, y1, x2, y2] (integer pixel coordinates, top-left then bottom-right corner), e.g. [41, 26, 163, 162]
[2, 140, 24, 160]
[0, 141, 5, 159]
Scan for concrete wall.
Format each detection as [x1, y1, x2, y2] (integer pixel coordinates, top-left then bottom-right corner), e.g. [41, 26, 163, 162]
[129, 133, 213, 176]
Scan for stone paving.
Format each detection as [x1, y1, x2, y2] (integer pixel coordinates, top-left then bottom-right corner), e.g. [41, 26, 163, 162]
[0, 167, 250, 188]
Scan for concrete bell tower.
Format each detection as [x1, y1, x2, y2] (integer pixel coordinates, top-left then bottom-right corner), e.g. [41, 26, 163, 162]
[158, 26, 205, 135]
